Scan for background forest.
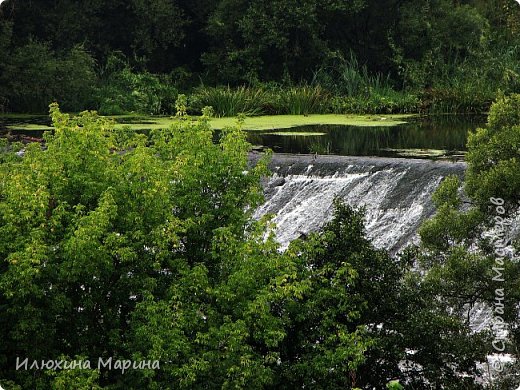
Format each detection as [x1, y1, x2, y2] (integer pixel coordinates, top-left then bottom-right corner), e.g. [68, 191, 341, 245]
[1, 0, 520, 115]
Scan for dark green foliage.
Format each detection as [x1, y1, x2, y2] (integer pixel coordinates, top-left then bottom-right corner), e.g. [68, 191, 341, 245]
[330, 92, 419, 115]
[466, 94, 520, 208]
[190, 85, 330, 117]
[277, 86, 330, 115]
[419, 93, 520, 387]
[190, 85, 270, 117]
[296, 203, 488, 389]
[0, 42, 97, 112]
[97, 53, 178, 115]
[3, 0, 520, 114]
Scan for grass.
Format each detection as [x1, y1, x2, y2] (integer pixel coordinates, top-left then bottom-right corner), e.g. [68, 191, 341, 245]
[312, 52, 394, 98]
[190, 86, 269, 117]
[277, 86, 330, 115]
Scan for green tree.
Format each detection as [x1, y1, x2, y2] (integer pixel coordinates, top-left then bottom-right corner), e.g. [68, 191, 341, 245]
[0, 102, 269, 388]
[202, 0, 366, 83]
[282, 202, 489, 389]
[419, 95, 520, 387]
[0, 42, 97, 112]
[97, 52, 178, 115]
[465, 93, 520, 208]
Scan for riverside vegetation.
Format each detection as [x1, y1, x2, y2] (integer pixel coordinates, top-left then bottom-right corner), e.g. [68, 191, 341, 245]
[0, 96, 519, 389]
[2, 1, 520, 116]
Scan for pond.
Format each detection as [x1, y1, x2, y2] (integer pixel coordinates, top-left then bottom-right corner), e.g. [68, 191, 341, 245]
[246, 115, 486, 159]
[0, 114, 486, 159]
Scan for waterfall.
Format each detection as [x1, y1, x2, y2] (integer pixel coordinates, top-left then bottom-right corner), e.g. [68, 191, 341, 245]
[254, 153, 465, 254]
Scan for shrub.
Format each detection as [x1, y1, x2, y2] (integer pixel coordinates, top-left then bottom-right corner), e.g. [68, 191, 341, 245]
[331, 90, 419, 114]
[97, 54, 178, 115]
[313, 52, 393, 97]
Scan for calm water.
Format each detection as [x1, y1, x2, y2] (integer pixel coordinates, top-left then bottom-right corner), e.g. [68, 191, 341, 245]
[1, 115, 486, 159]
[246, 115, 486, 158]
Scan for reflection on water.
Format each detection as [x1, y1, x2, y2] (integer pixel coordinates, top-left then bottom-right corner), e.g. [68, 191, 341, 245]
[247, 115, 486, 158]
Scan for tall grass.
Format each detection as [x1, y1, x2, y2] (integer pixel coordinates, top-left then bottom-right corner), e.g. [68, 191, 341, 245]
[423, 64, 497, 113]
[191, 85, 332, 116]
[191, 86, 269, 117]
[277, 86, 330, 115]
[312, 52, 393, 97]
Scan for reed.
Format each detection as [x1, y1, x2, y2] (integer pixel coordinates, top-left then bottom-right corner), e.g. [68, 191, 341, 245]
[191, 86, 269, 117]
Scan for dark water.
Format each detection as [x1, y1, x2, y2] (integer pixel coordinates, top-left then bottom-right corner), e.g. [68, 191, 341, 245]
[247, 115, 486, 158]
[1, 114, 486, 159]
[0, 115, 49, 142]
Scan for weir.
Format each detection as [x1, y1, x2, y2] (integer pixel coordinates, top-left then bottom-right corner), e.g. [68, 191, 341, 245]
[253, 153, 466, 253]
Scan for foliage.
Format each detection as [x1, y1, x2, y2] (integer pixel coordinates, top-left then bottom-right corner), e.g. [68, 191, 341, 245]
[191, 85, 330, 117]
[386, 380, 404, 390]
[3, 0, 520, 114]
[0, 102, 501, 387]
[191, 84, 418, 117]
[465, 93, 520, 208]
[201, 0, 364, 84]
[0, 42, 97, 113]
[330, 91, 419, 115]
[130, 0, 187, 64]
[312, 52, 393, 98]
[97, 53, 178, 115]
[419, 93, 520, 387]
[276, 85, 330, 115]
[190, 85, 270, 117]
[0, 102, 269, 388]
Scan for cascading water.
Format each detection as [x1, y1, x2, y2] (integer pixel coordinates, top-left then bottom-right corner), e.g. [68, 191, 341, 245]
[254, 153, 465, 254]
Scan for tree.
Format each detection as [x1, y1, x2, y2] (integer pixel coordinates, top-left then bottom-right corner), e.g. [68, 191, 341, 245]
[0, 102, 270, 388]
[202, 0, 366, 83]
[281, 202, 489, 389]
[420, 94, 520, 387]
[465, 93, 520, 208]
[0, 42, 97, 112]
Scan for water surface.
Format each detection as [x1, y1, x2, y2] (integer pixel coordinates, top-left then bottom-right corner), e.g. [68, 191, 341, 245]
[0, 114, 485, 159]
[247, 115, 485, 158]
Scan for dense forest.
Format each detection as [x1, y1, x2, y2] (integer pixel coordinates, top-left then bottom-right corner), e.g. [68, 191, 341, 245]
[1, 0, 520, 114]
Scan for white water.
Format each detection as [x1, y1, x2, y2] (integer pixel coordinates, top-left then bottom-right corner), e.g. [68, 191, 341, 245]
[255, 155, 463, 253]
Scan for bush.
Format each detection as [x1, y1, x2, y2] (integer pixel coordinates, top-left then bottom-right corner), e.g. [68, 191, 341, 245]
[97, 53, 178, 115]
[0, 102, 270, 388]
[313, 52, 394, 97]
[331, 90, 419, 114]
[465, 93, 520, 207]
